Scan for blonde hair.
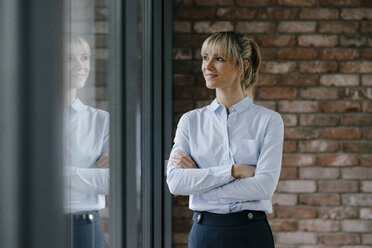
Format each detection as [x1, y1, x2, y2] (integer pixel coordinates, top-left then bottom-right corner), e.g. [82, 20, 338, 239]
[70, 34, 91, 58]
[201, 31, 261, 99]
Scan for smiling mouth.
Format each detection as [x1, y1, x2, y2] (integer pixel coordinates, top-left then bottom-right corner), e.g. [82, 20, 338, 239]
[205, 74, 218, 79]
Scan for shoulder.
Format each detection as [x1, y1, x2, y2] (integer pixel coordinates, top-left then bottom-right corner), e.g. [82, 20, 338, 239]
[85, 105, 110, 122]
[250, 103, 283, 125]
[179, 104, 211, 122]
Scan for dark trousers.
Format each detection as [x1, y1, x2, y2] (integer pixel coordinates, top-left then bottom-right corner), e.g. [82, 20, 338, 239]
[71, 211, 106, 248]
[188, 210, 275, 248]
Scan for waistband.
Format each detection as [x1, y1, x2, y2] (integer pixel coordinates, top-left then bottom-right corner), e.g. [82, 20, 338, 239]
[193, 210, 266, 226]
[69, 210, 100, 222]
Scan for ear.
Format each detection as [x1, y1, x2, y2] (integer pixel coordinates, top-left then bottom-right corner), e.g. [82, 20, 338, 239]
[244, 59, 249, 70]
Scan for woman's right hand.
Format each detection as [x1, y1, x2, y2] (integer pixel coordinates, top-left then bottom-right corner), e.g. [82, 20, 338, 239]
[231, 164, 256, 179]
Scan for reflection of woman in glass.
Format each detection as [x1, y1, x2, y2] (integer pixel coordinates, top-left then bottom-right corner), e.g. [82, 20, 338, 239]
[167, 31, 283, 248]
[64, 35, 109, 248]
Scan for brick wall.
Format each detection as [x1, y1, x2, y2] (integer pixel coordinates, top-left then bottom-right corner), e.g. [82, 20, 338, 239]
[172, 0, 372, 247]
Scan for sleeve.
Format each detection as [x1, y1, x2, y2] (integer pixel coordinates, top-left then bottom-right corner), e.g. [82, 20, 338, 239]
[65, 113, 110, 195]
[201, 113, 284, 201]
[166, 113, 234, 196]
[68, 167, 110, 195]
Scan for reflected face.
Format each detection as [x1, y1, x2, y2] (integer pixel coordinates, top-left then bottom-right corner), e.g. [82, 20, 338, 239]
[201, 52, 241, 90]
[67, 51, 90, 89]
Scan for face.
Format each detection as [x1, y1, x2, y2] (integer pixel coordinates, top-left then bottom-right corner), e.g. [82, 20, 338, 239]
[66, 50, 90, 89]
[201, 51, 242, 90]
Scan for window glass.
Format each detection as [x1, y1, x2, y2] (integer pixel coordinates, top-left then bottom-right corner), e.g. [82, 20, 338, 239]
[63, 0, 109, 247]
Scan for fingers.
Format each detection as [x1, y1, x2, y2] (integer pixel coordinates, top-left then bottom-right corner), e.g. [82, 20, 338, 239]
[170, 151, 197, 169]
[96, 152, 110, 168]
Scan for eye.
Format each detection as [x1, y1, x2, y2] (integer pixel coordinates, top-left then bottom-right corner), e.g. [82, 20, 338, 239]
[202, 55, 209, 61]
[216, 57, 225, 62]
[81, 55, 89, 62]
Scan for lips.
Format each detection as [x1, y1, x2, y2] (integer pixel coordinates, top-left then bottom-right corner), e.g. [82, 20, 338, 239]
[205, 73, 218, 79]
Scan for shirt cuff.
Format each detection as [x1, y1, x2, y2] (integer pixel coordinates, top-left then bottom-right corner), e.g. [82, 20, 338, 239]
[209, 164, 234, 185]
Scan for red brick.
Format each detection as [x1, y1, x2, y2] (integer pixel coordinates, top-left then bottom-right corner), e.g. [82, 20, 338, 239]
[276, 232, 317, 245]
[257, 75, 277, 86]
[361, 155, 372, 166]
[194, 21, 233, 33]
[174, 60, 201, 74]
[299, 62, 337, 73]
[320, 233, 360, 245]
[277, 180, 316, 193]
[195, 100, 211, 108]
[300, 194, 341, 206]
[321, 48, 359, 60]
[278, 48, 317, 60]
[174, 21, 191, 33]
[340, 62, 372, 73]
[284, 127, 321, 139]
[236, 22, 275, 33]
[174, 8, 215, 20]
[299, 140, 339, 152]
[280, 75, 318, 86]
[320, 0, 360, 6]
[260, 48, 277, 60]
[173, 232, 188, 245]
[173, 206, 193, 218]
[257, 87, 298, 100]
[298, 35, 338, 47]
[343, 220, 372, 232]
[341, 8, 372, 20]
[279, 101, 318, 113]
[269, 219, 297, 231]
[282, 114, 297, 126]
[272, 193, 298, 206]
[362, 0, 372, 7]
[319, 22, 359, 33]
[282, 154, 316, 166]
[362, 48, 372, 59]
[173, 195, 189, 206]
[319, 154, 359, 167]
[342, 167, 372, 179]
[280, 167, 298, 179]
[276, 206, 317, 218]
[362, 75, 372, 86]
[283, 140, 297, 153]
[173, 48, 192, 60]
[343, 142, 372, 153]
[256, 35, 296, 47]
[236, 0, 275, 6]
[173, 219, 193, 232]
[343, 193, 372, 206]
[174, 34, 207, 48]
[195, 0, 234, 6]
[216, 8, 255, 20]
[340, 34, 368, 47]
[254, 101, 276, 110]
[320, 74, 359, 87]
[261, 62, 297, 74]
[364, 128, 372, 139]
[258, 8, 297, 20]
[279, 0, 316, 6]
[321, 101, 360, 113]
[300, 114, 339, 126]
[277, 21, 316, 33]
[322, 127, 361, 139]
[362, 21, 372, 33]
[174, 100, 194, 113]
[319, 180, 359, 192]
[299, 8, 339, 20]
[174, 87, 214, 100]
[342, 88, 372, 100]
[300, 87, 338, 100]
[319, 206, 359, 219]
[299, 219, 340, 232]
[341, 115, 372, 126]
[361, 181, 372, 192]
[300, 167, 339, 179]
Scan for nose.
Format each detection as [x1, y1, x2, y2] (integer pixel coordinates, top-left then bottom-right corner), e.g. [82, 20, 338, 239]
[204, 58, 215, 70]
[72, 57, 84, 70]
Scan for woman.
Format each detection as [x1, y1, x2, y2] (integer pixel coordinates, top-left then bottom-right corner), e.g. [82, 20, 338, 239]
[167, 31, 283, 248]
[64, 35, 109, 248]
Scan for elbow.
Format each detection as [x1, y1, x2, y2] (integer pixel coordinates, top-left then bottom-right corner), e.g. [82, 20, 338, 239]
[166, 173, 180, 195]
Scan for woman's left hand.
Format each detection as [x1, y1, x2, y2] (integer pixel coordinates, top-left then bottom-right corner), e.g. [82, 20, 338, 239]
[170, 151, 197, 169]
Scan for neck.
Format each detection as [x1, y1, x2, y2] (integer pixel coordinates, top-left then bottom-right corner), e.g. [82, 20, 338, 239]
[216, 85, 245, 113]
[65, 88, 77, 105]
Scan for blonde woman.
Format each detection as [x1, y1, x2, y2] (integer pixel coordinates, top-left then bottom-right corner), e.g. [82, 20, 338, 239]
[64, 35, 109, 248]
[167, 31, 283, 247]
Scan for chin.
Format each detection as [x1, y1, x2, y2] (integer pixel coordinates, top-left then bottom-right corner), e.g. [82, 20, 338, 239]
[71, 79, 87, 89]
